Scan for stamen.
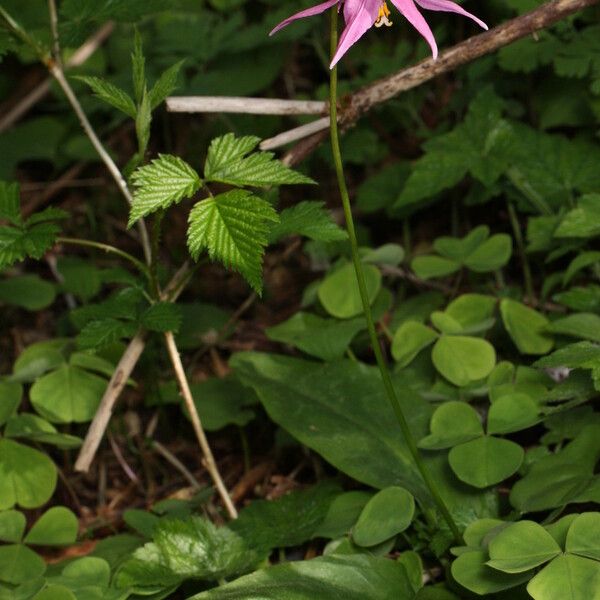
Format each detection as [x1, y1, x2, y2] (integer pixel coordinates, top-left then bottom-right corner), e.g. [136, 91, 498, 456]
[374, 2, 393, 28]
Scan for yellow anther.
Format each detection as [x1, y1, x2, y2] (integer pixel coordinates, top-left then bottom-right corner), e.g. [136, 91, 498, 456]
[375, 2, 393, 27]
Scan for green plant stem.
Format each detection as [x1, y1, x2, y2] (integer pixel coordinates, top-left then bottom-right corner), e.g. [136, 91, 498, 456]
[328, 7, 461, 544]
[150, 210, 165, 298]
[506, 200, 534, 303]
[56, 237, 150, 278]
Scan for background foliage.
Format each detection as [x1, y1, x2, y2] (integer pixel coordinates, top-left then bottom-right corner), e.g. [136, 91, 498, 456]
[1, 0, 600, 598]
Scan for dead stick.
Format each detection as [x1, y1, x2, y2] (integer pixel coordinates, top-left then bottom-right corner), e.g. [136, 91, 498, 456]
[0, 22, 114, 133]
[164, 331, 238, 518]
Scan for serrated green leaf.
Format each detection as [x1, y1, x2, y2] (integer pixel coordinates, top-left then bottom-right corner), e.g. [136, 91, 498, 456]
[269, 201, 346, 243]
[117, 517, 259, 589]
[141, 302, 182, 332]
[149, 61, 184, 109]
[129, 154, 201, 225]
[74, 76, 136, 118]
[131, 29, 146, 105]
[0, 222, 62, 269]
[187, 189, 278, 293]
[77, 318, 138, 349]
[204, 133, 314, 187]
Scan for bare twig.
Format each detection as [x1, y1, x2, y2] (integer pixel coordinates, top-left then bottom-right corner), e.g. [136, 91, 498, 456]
[275, 0, 599, 155]
[164, 331, 238, 519]
[167, 96, 326, 115]
[48, 65, 152, 263]
[74, 332, 146, 472]
[150, 440, 203, 490]
[0, 22, 114, 133]
[47, 0, 62, 68]
[260, 117, 330, 151]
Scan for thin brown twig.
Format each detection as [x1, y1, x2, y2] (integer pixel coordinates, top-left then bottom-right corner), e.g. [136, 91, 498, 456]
[150, 440, 203, 490]
[164, 331, 238, 518]
[0, 22, 114, 133]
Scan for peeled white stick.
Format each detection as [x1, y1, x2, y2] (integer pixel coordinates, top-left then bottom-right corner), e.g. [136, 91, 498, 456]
[260, 117, 330, 151]
[166, 96, 326, 116]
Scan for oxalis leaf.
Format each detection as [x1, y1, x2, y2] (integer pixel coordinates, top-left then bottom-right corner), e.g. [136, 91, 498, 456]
[129, 154, 202, 225]
[204, 133, 314, 187]
[187, 189, 279, 294]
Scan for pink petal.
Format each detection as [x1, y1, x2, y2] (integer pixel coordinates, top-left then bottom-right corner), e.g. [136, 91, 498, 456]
[390, 0, 438, 59]
[331, 0, 380, 68]
[415, 0, 488, 30]
[270, 0, 340, 36]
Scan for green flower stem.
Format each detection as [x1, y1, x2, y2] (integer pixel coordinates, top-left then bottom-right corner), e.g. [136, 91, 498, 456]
[328, 7, 461, 544]
[56, 237, 150, 279]
[506, 200, 534, 303]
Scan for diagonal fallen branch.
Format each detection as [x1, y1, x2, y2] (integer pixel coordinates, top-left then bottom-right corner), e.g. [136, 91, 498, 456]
[261, 0, 597, 155]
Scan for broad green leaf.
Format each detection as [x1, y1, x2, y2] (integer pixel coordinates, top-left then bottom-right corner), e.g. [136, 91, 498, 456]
[527, 554, 600, 600]
[129, 154, 201, 225]
[449, 437, 524, 488]
[230, 481, 340, 553]
[56, 257, 101, 302]
[392, 321, 438, 367]
[231, 352, 494, 516]
[431, 335, 496, 386]
[140, 302, 182, 332]
[25, 507, 78, 546]
[189, 554, 414, 600]
[362, 244, 405, 267]
[554, 285, 600, 312]
[411, 256, 459, 280]
[555, 194, 600, 238]
[0, 544, 46, 585]
[188, 376, 255, 431]
[430, 311, 463, 335]
[435, 226, 490, 262]
[117, 517, 258, 588]
[148, 60, 184, 109]
[0, 380, 21, 426]
[565, 512, 600, 561]
[314, 491, 373, 539]
[500, 299, 554, 355]
[545, 514, 578, 548]
[74, 76, 137, 118]
[534, 341, 600, 370]
[0, 509, 26, 543]
[318, 262, 381, 319]
[510, 425, 600, 512]
[123, 509, 160, 538]
[204, 133, 314, 187]
[0, 275, 55, 310]
[463, 234, 512, 272]
[266, 312, 365, 361]
[11, 339, 68, 383]
[444, 294, 497, 334]
[545, 313, 600, 343]
[0, 439, 57, 509]
[487, 393, 539, 434]
[352, 486, 414, 547]
[187, 189, 278, 293]
[269, 201, 346, 243]
[397, 551, 423, 593]
[32, 585, 77, 600]
[30, 364, 107, 423]
[487, 521, 560, 573]
[451, 550, 531, 595]
[563, 251, 600, 286]
[58, 556, 111, 588]
[5, 413, 82, 449]
[463, 518, 506, 548]
[418, 401, 483, 450]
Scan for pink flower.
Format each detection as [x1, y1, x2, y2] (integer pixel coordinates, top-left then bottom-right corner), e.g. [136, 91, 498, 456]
[270, 0, 487, 68]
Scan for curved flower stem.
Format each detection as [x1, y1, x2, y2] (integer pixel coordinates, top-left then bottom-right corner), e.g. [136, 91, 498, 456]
[328, 8, 461, 544]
